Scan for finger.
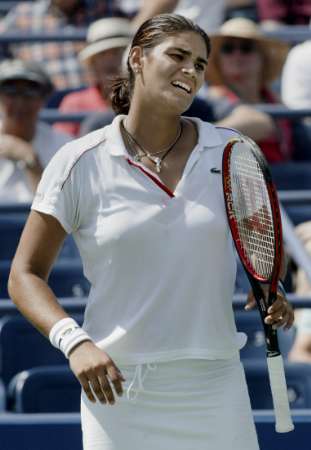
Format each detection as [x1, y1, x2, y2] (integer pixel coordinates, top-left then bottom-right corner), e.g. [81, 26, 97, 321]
[245, 291, 256, 310]
[98, 372, 116, 405]
[105, 365, 125, 397]
[78, 374, 96, 403]
[267, 294, 288, 313]
[265, 308, 286, 325]
[272, 311, 289, 329]
[88, 373, 108, 404]
[267, 301, 285, 315]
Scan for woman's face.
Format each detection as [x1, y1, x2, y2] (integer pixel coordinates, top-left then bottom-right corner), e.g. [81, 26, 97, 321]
[217, 38, 263, 84]
[0, 80, 44, 122]
[131, 31, 208, 114]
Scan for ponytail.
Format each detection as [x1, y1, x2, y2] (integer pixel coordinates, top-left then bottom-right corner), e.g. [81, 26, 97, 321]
[111, 77, 132, 115]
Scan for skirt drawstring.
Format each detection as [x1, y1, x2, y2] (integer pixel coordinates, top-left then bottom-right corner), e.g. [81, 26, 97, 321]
[126, 363, 157, 401]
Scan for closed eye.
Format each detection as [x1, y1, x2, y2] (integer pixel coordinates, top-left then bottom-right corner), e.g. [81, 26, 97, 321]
[170, 53, 184, 61]
[195, 62, 205, 71]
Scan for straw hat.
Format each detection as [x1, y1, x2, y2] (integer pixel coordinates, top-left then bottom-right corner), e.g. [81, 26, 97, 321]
[206, 18, 289, 86]
[79, 17, 133, 63]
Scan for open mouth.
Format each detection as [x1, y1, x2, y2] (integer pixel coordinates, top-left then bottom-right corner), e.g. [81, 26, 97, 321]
[171, 80, 192, 94]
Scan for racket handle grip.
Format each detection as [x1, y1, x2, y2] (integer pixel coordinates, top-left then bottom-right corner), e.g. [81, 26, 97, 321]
[267, 355, 295, 433]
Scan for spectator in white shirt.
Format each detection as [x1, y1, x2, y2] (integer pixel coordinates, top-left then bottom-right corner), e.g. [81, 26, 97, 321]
[0, 59, 71, 203]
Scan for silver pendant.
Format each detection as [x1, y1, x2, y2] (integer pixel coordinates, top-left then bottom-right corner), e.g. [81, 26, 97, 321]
[134, 154, 141, 162]
[154, 157, 161, 173]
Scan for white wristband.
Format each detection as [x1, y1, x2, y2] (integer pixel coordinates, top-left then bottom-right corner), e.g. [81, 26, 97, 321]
[49, 317, 91, 358]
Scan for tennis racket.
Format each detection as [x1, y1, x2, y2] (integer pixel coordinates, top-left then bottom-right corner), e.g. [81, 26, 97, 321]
[222, 135, 294, 433]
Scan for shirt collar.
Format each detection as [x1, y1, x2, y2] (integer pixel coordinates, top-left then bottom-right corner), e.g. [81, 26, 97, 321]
[105, 114, 223, 157]
[105, 114, 129, 157]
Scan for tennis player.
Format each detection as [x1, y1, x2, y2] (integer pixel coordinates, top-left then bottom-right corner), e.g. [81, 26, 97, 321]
[8, 14, 294, 450]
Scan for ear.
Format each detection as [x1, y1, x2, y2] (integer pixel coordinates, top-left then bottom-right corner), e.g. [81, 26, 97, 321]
[128, 46, 144, 74]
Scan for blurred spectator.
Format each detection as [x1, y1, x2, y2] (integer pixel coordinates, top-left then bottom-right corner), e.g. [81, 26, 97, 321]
[225, 0, 258, 22]
[55, 17, 132, 136]
[119, 0, 227, 33]
[282, 40, 311, 111]
[174, 0, 226, 33]
[288, 222, 311, 363]
[0, 59, 71, 203]
[257, 0, 311, 27]
[281, 40, 311, 160]
[119, 0, 178, 30]
[0, 0, 122, 90]
[205, 17, 294, 164]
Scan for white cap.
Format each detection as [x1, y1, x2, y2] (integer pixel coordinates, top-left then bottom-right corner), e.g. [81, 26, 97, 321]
[79, 17, 133, 62]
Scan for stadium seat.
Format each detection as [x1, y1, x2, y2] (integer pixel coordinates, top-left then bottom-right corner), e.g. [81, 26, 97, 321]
[0, 259, 90, 298]
[0, 378, 6, 411]
[0, 413, 83, 450]
[8, 366, 80, 413]
[0, 314, 83, 385]
[235, 310, 296, 359]
[244, 359, 311, 409]
[271, 163, 311, 191]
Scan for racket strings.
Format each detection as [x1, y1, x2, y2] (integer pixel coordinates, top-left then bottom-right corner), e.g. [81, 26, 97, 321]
[230, 145, 275, 279]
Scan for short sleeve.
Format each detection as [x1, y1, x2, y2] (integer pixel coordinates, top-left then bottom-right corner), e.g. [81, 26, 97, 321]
[31, 144, 81, 234]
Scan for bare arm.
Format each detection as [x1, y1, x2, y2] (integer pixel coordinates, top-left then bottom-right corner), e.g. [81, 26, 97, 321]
[131, 0, 179, 30]
[8, 210, 69, 335]
[216, 104, 277, 141]
[8, 210, 125, 404]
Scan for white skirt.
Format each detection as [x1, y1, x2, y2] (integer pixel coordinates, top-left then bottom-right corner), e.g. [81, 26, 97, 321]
[81, 358, 259, 450]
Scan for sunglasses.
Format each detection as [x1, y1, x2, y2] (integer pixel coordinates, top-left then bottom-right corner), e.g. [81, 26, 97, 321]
[220, 40, 257, 55]
[0, 84, 45, 98]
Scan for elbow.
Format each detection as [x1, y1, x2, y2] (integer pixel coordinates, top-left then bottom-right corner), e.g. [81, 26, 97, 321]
[7, 262, 28, 304]
[7, 264, 19, 303]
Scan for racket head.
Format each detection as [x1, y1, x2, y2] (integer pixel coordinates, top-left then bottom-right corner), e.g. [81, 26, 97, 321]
[222, 136, 283, 289]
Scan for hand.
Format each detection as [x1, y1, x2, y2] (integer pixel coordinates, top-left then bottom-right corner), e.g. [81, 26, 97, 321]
[69, 341, 126, 405]
[0, 134, 36, 164]
[245, 287, 294, 330]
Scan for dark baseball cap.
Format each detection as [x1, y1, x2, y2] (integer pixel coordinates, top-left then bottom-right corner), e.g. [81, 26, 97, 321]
[0, 59, 54, 96]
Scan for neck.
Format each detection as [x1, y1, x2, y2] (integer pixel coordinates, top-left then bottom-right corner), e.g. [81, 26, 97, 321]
[125, 101, 181, 153]
[1, 118, 36, 141]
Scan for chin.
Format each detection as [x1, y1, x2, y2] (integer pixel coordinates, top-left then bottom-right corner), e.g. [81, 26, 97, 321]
[162, 91, 194, 115]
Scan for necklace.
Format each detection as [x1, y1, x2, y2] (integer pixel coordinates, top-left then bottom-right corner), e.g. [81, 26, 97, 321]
[121, 120, 183, 173]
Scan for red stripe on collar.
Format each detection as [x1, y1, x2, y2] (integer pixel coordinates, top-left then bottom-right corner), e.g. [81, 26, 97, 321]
[126, 158, 175, 198]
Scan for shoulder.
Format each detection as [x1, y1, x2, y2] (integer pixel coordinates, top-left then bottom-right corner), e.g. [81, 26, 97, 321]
[288, 41, 311, 60]
[47, 127, 107, 174]
[214, 125, 242, 143]
[197, 118, 241, 144]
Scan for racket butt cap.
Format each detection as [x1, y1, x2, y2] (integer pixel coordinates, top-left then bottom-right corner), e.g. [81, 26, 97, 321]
[275, 422, 295, 433]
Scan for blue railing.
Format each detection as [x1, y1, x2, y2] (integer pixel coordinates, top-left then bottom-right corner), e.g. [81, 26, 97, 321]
[0, 25, 311, 43]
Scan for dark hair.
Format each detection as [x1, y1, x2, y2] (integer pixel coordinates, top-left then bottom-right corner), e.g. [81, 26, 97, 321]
[111, 13, 211, 114]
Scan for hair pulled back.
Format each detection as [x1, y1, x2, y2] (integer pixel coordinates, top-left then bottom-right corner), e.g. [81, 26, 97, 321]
[111, 13, 211, 115]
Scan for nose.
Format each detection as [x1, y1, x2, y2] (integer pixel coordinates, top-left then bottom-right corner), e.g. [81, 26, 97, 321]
[181, 66, 196, 79]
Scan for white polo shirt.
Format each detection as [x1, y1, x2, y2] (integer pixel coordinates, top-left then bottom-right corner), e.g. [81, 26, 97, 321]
[32, 115, 246, 364]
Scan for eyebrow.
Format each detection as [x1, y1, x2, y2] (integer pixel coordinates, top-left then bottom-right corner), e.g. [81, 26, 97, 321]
[168, 47, 208, 65]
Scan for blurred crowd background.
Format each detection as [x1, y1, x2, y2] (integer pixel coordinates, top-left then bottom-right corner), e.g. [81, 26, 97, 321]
[1, 1, 311, 440]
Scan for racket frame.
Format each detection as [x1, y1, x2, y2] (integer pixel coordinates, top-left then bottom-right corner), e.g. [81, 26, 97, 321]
[222, 136, 294, 433]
